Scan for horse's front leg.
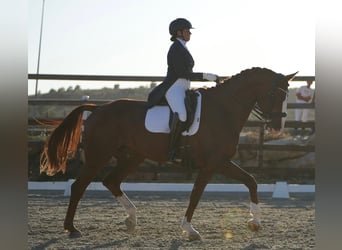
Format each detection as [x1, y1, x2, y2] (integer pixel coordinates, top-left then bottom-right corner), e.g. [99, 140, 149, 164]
[182, 168, 214, 241]
[217, 161, 261, 232]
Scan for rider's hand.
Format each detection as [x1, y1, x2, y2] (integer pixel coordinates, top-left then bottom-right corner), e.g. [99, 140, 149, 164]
[202, 73, 218, 82]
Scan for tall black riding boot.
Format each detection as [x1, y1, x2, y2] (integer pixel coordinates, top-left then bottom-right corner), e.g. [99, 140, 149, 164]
[168, 113, 184, 162]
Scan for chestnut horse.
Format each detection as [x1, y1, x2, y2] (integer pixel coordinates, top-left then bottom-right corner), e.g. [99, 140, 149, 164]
[40, 67, 296, 240]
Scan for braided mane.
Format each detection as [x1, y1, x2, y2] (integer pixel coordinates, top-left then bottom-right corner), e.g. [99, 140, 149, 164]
[222, 67, 274, 85]
[198, 67, 275, 93]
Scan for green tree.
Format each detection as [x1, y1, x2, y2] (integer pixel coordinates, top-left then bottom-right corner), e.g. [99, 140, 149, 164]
[150, 82, 157, 88]
[57, 87, 65, 93]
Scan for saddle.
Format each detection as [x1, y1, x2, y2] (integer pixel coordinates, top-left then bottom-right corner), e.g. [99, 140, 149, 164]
[145, 90, 199, 173]
[145, 90, 201, 136]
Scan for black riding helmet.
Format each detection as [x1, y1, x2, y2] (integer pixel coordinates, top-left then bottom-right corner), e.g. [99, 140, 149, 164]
[169, 18, 194, 40]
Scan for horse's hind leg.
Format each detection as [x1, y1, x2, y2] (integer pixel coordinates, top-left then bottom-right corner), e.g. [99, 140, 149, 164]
[63, 164, 98, 237]
[216, 161, 261, 231]
[102, 151, 143, 232]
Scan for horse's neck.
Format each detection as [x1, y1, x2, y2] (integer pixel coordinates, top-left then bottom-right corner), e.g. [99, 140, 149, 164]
[215, 77, 260, 131]
[234, 83, 257, 131]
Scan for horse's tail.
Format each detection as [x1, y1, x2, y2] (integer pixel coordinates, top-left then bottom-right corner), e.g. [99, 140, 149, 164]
[40, 104, 98, 176]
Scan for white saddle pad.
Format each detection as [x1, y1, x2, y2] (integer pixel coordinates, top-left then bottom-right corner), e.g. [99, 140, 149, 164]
[145, 91, 202, 136]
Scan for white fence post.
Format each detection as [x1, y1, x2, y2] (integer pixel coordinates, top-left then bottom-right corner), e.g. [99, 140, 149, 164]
[64, 179, 75, 197]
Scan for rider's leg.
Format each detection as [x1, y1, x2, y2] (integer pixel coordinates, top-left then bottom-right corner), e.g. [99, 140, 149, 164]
[167, 112, 184, 161]
[165, 78, 190, 122]
[165, 79, 190, 161]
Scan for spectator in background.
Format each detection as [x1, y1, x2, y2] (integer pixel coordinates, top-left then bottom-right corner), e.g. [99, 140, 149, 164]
[294, 80, 315, 136]
[295, 80, 315, 122]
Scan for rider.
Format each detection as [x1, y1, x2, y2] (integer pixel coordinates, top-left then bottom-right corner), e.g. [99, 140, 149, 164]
[147, 18, 219, 161]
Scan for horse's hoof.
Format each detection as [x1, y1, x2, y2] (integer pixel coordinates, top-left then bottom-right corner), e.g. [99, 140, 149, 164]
[247, 218, 261, 232]
[183, 229, 201, 241]
[125, 217, 136, 232]
[180, 218, 201, 241]
[188, 231, 202, 241]
[65, 228, 82, 238]
[69, 230, 82, 238]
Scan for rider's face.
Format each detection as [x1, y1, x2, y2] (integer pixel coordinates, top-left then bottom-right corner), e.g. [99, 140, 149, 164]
[181, 29, 192, 41]
[177, 29, 192, 42]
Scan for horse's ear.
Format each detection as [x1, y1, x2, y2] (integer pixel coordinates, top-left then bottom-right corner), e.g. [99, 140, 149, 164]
[285, 71, 298, 81]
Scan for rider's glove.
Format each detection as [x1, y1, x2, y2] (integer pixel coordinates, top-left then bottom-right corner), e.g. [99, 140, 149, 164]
[202, 73, 218, 81]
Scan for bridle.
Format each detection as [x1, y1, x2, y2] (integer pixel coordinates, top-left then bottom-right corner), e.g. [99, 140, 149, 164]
[252, 74, 289, 125]
[252, 87, 288, 122]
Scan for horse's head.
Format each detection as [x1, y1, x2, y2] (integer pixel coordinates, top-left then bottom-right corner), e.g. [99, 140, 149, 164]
[255, 71, 298, 133]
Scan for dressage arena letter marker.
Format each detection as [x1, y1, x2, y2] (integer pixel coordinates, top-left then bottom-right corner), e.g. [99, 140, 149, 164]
[272, 181, 290, 199]
[64, 179, 75, 196]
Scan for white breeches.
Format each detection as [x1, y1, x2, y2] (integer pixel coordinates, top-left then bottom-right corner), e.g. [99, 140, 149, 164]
[295, 100, 310, 122]
[295, 108, 309, 122]
[165, 78, 190, 122]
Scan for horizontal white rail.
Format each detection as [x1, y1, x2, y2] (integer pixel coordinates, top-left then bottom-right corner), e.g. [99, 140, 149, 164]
[28, 181, 314, 198]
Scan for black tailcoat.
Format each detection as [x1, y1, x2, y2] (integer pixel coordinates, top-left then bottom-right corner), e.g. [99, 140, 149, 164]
[147, 39, 204, 107]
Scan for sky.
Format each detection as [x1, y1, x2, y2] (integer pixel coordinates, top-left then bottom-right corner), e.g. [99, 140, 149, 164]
[28, 0, 315, 95]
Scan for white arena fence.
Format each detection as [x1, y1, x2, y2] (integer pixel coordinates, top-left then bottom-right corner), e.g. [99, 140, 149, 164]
[28, 181, 315, 199]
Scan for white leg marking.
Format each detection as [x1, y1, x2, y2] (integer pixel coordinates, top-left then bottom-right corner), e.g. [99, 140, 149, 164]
[116, 193, 136, 231]
[248, 202, 261, 231]
[180, 216, 201, 240]
[249, 202, 261, 223]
